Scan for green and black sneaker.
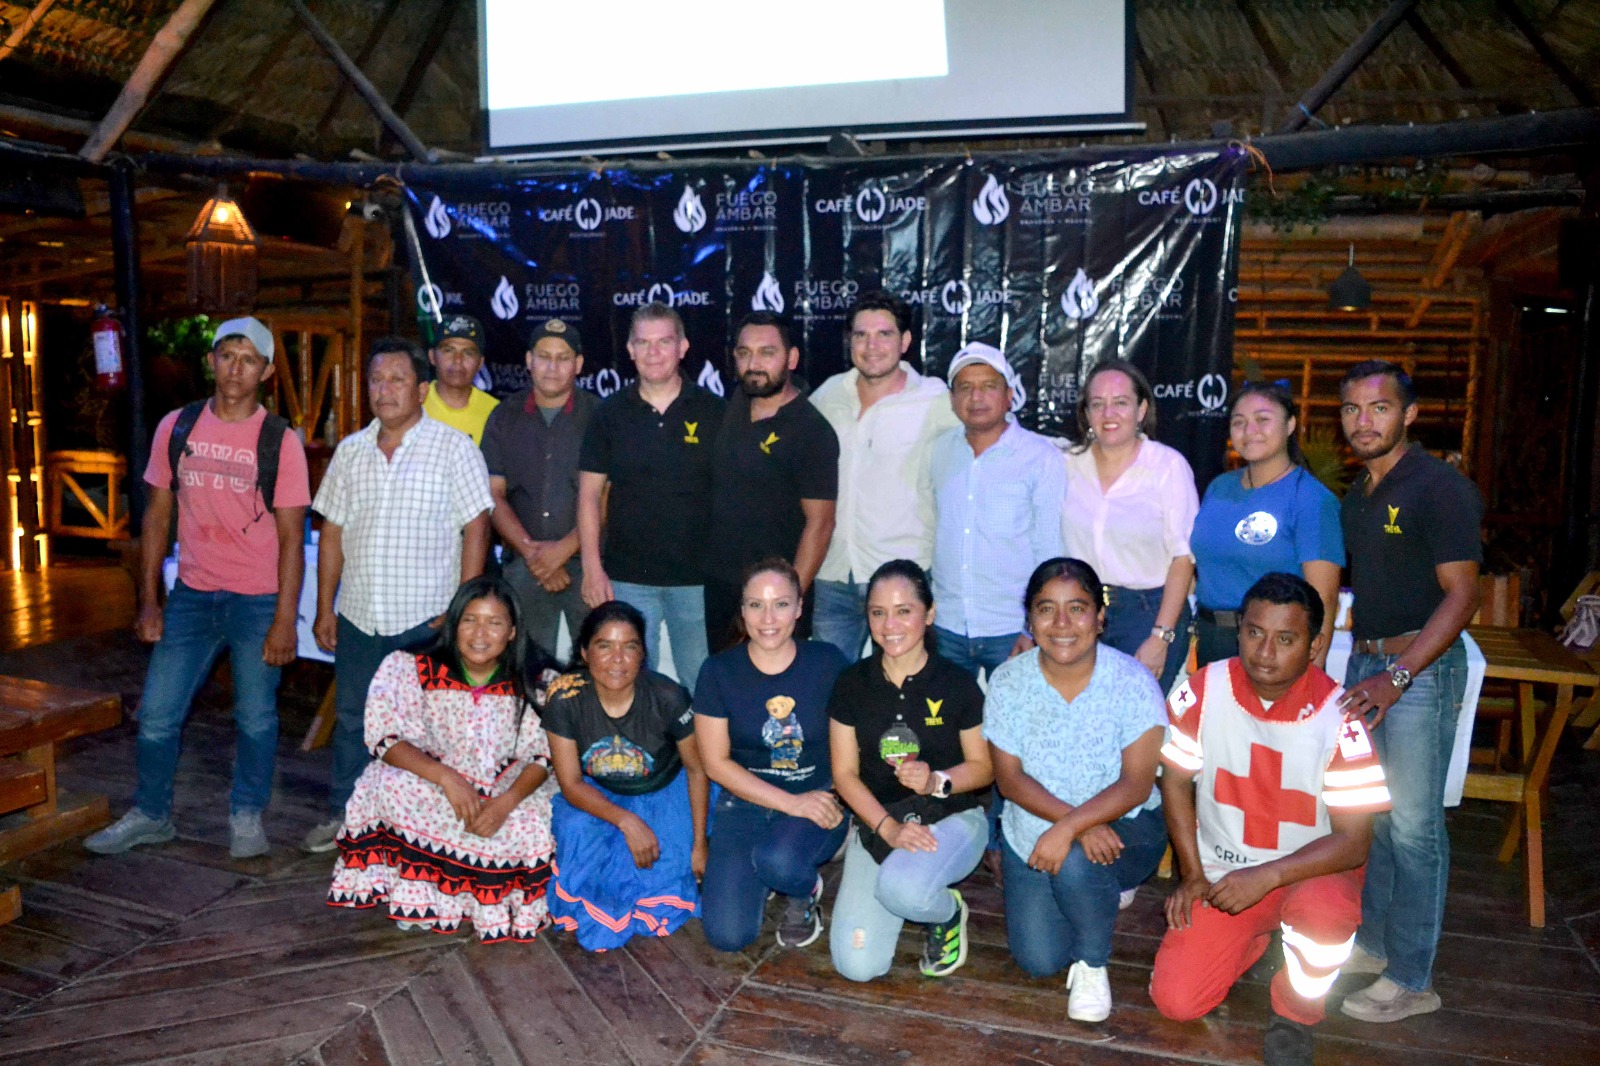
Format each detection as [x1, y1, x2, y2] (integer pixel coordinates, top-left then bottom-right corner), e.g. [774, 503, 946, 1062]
[919, 889, 969, 977]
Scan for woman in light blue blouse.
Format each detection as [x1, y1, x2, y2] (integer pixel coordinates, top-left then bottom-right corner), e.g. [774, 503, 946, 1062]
[1191, 382, 1343, 668]
[984, 558, 1167, 1025]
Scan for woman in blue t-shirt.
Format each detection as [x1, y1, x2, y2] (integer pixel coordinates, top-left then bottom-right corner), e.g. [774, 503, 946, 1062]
[1191, 382, 1343, 667]
[694, 557, 849, 952]
[544, 601, 709, 950]
[985, 558, 1168, 1024]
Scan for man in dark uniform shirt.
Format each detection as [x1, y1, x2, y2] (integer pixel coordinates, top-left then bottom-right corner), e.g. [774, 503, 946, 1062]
[1334, 359, 1481, 1025]
[704, 312, 839, 651]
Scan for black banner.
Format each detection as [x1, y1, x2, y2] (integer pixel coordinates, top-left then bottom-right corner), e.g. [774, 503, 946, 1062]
[404, 149, 1246, 485]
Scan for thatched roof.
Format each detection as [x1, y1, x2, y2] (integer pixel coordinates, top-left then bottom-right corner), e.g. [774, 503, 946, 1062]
[0, 1, 1595, 159]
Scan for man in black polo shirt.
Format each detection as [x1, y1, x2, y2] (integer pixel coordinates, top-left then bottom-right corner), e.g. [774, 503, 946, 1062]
[1334, 359, 1481, 1026]
[577, 302, 724, 691]
[481, 318, 598, 657]
[704, 312, 839, 652]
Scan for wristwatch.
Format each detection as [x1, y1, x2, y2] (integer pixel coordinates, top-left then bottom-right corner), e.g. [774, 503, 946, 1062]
[930, 771, 953, 799]
[1151, 625, 1177, 645]
[1388, 664, 1413, 691]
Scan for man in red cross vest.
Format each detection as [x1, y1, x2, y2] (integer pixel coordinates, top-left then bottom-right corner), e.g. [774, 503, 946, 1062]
[1150, 573, 1390, 1066]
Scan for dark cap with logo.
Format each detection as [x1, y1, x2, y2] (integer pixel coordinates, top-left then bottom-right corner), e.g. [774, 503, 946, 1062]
[528, 318, 583, 354]
[437, 314, 485, 349]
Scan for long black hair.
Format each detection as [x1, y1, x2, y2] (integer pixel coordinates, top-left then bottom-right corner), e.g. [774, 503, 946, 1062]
[1023, 557, 1107, 618]
[425, 575, 542, 739]
[865, 558, 938, 654]
[567, 600, 650, 674]
[1230, 379, 1305, 466]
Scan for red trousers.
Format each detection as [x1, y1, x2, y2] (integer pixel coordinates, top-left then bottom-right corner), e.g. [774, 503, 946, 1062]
[1149, 866, 1364, 1026]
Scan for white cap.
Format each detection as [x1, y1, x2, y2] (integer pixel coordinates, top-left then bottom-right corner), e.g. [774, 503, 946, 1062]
[212, 317, 274, 363]
[946, 341, 1014, 387]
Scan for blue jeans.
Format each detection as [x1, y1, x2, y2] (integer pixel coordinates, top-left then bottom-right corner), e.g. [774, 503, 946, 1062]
[134, 582, 282, 820]
[700, 792, 849, 952]
[1102, 586, 1191, 694]
[330, 614, 437, 814]
[612, 580, 710, 693]
[830, 807, 987, 982]
[1347, 638, 1467, 992]
[1001, 806, 1167, 974]
[813, 579, 870, 662]
[931, 625, 1018, 682]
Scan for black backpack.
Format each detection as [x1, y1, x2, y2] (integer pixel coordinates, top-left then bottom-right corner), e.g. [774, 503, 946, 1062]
[168, 400, 292, 511]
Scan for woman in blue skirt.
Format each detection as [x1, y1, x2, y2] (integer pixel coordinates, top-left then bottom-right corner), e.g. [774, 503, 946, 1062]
[544, 601, 710, 949]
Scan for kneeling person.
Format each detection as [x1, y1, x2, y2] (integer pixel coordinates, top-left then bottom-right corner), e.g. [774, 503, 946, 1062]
[545, 601, 710, 950]
[1150, 573, 1389, 1066]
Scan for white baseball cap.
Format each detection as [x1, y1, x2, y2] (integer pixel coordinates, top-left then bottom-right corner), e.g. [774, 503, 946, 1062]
[212, 317, 274, 363]
[946, 341, 1015, 387]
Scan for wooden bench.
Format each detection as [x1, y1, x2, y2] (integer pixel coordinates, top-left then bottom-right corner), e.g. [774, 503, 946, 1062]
[0, 676, 122, 923]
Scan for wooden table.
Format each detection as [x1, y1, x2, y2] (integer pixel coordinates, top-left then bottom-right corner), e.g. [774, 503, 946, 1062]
[1462, 626, 1599, 926]
[0, 676, 122, 869]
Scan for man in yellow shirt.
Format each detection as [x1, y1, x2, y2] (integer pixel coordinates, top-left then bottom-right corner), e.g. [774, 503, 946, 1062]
[423, 314, 500, 443]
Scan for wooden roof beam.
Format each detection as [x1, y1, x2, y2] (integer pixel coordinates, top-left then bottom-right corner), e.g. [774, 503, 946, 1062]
[1404, 10, 1477, 91]
[1233, 0, 1293, 91]
[1276, 0, 1419, 134]
[286, 0, 430, 161]
[1494, 0, 1596, 107]
[78, 0, 220, 162]
[384, 0, 459, 150]
[0, 0, 61, 65]
[311, 0, 404, 141]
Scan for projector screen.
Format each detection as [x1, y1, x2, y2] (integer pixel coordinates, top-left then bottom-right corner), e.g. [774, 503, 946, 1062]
[479, 0, 1135, 157]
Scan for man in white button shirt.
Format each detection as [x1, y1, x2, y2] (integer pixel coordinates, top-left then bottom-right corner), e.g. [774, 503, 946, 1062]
[929, 343, 1065, 680]
[810, 292, 960, 660]
[301, 338, 494, 852]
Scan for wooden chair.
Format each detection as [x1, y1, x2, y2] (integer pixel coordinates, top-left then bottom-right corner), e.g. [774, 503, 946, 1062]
[1469, 574, 1524, 769]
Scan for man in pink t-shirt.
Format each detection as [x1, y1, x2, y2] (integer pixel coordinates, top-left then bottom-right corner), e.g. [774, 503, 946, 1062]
[86, 316, 310, 860]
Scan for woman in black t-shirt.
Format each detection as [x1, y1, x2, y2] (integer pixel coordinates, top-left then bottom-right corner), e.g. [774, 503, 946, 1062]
[828, 560, 992, 982]
[545, 601, 709, 950]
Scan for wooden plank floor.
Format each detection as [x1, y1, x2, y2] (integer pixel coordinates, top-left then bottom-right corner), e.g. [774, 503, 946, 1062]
[1, 562, 1598, 1064]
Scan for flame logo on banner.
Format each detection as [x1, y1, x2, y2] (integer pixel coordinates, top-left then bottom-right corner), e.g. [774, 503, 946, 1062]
[940, 280, 972, 315]
[1184, 178, 1219, 216]
[855, 186, 887, 223]
[415, 282, 443, 316]
[490, 276, 519, 320]
[424, 195, 451, 239]
[575, 197, 603, 231]
[1061, 268, 1099, 320]
[697, 361, 725, 397]
[972, 174, 1010, 225]
[673, 185, 707, 233]
[752, 271, 785, 313]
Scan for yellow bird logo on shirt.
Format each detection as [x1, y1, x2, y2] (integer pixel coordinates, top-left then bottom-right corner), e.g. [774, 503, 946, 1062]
[683, 421, 699, 444]
[924, 698, 944, 726]
[759, 431, 779, 455]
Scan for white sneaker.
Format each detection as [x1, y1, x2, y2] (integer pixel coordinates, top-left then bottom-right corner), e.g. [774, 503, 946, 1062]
[1118, 887, 1138, 911]
[84, 809, 175, 854]
[301, 818, 343, 854]
[1065, 960, 1112, 1022]
[229, 812, 270, 859]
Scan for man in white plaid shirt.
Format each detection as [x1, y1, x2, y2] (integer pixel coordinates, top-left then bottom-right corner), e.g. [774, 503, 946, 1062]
[302, 337, 493, 852]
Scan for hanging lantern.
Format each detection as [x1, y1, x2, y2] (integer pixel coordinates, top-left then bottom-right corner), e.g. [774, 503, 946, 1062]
[185, 184, 257, 312]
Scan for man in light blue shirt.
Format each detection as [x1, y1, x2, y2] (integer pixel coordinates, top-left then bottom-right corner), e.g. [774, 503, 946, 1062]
[930, 343, 1065, 680]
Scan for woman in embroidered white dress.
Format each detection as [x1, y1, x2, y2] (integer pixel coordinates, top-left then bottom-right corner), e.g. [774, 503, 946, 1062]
[327, 576, 560, 941]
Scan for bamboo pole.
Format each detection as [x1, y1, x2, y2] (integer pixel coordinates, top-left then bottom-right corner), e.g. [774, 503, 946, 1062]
[347, 217, 365, 439]
[79, 0, 220, 163]
[0, 0, 60, 65]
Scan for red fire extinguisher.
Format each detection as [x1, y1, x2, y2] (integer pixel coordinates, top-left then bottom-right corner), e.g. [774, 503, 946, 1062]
[91, 304, 126, 391]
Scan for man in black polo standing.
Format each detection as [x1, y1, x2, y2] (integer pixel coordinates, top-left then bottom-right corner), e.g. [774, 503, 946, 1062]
[703, 311, 838, 651]
[481, 318, 597, 657]
[1334, 359, 1481, 1025]
[578, 301, 724, 690]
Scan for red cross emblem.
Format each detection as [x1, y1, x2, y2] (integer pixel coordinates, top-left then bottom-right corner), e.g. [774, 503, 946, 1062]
[1214, 743, 1318, 850]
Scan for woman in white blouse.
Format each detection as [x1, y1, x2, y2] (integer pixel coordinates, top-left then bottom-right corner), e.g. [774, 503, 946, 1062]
[1061, 359, 1197, 692]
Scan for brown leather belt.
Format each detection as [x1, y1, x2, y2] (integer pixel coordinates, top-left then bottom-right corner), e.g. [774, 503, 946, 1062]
[1352, 632, 1420, 656]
